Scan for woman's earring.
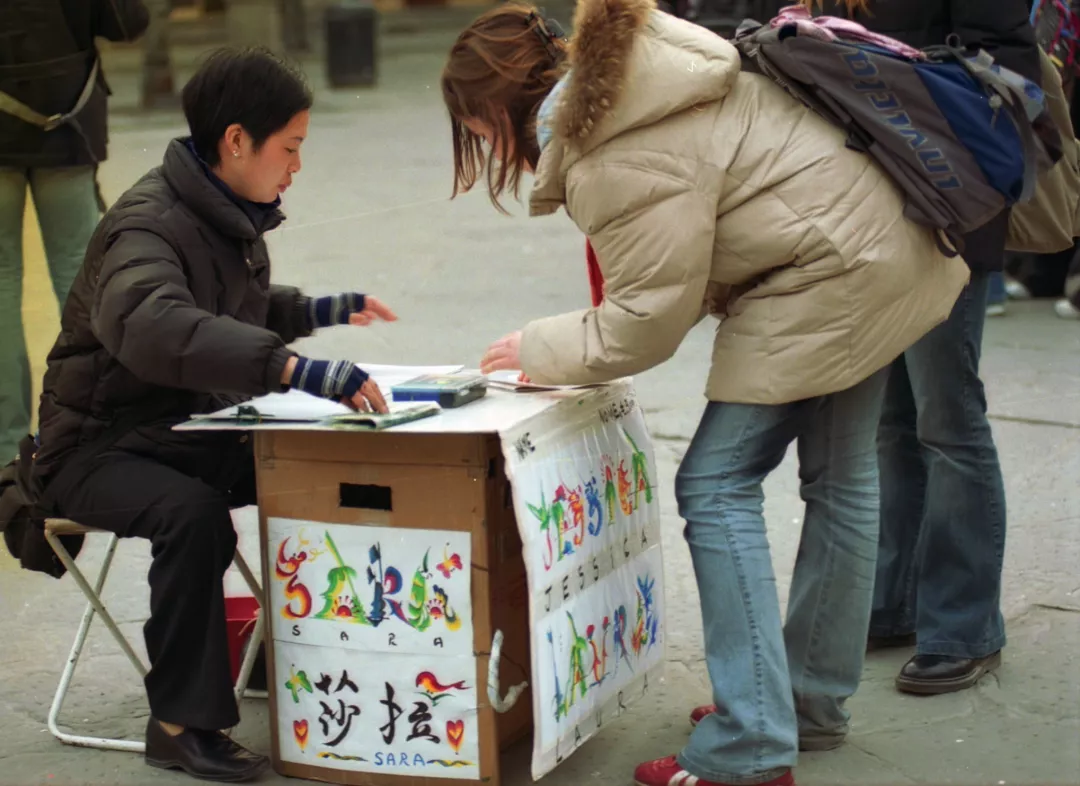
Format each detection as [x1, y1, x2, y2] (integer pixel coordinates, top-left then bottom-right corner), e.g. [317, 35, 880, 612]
[233, 150, 240, 158]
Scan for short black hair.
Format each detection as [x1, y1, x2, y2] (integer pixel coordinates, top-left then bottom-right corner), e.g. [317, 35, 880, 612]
[182, 46, 313, 166]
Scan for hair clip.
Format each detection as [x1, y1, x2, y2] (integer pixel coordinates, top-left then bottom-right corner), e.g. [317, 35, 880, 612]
[527, 9, 566, 59]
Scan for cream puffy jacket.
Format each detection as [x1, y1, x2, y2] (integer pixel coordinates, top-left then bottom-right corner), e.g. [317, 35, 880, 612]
[521, 0, 970, 404]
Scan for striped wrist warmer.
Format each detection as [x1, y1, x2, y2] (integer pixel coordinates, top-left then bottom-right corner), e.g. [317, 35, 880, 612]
[309, 292, 366, 328]
[289, 357, 369, 400]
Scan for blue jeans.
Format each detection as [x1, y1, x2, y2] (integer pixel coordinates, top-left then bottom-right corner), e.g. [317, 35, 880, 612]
[987, 271, 1006, 306]
[0, 166, 99, 462]
[871, 272, 1007, 659]
[676, 371, 887, 784]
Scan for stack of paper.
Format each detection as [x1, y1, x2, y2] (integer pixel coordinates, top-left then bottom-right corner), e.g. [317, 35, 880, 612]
[189, 364, 463, 424]
[484, 369, 607, 392]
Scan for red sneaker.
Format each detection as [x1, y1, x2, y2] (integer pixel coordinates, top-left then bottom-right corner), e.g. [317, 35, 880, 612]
[633, 756, 795, 786]
[689, 704, 716, 726]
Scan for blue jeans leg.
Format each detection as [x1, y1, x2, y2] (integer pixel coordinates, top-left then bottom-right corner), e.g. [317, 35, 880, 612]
[675, 371, 886, 784]
[873, 273, 1008, 659]
[0, 168, 30, 462]
[786, 369, 886, 743]
[870, 355, 923, 638]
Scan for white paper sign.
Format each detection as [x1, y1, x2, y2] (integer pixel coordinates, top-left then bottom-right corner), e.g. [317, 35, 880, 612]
[267, 519, 473, 656]
[275, 640, 479, 779]
[499, 382, 665, 779]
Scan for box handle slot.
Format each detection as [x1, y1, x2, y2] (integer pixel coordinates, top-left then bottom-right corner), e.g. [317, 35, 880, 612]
[339, 483, 393, 511]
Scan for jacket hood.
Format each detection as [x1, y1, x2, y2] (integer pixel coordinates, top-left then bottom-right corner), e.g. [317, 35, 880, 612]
[531, 0, 741, 213]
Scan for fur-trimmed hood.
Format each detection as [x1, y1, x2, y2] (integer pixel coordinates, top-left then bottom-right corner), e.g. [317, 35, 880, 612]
[530, 0, 741, 213]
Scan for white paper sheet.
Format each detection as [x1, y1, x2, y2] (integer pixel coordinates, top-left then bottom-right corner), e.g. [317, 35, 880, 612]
[485, 369, 607, 393]
[189, 365, 464, 422]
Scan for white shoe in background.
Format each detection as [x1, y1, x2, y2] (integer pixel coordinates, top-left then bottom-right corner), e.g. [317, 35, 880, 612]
[1054, 298, 1080, 320]
[1005, 276, 1032, 300]
[986, 302, 1007, 317]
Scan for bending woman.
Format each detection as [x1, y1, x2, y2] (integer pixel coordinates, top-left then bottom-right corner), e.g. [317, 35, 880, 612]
[442, 1, 969, 784]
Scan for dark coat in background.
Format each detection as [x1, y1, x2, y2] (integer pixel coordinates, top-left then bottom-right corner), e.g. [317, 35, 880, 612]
[0, 0, 149, 167]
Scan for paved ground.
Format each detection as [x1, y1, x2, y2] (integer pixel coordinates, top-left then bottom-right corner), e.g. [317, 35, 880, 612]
[4, 17, 1080, 786]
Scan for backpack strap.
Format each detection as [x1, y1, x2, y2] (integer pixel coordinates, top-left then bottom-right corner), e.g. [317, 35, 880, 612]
[0, 55, 100, 132]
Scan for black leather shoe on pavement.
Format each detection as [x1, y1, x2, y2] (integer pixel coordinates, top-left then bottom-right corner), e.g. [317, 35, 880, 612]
[895, 651, 1002, 695]
[145, 718, 270, 782]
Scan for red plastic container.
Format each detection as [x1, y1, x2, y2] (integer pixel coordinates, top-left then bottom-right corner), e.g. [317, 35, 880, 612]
[225, 595, 261, 683]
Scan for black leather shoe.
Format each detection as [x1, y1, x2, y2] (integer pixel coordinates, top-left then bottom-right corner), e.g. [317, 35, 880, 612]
[895, 651, 1002, 695]
[145, 718, 270, 782]
[867, 632, 917, 652]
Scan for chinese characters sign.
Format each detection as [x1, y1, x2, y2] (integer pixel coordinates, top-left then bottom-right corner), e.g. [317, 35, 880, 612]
[275, 641, 480, 779]
[267, 520, 473, 656]
[500, 381, 665, 779]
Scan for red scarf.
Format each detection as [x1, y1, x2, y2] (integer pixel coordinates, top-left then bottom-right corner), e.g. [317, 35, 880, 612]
[585, 239, 604, 307]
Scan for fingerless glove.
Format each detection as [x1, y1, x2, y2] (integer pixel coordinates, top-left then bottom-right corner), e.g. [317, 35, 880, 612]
[308, 293, 366, 329]
[289, 357, 369, 400]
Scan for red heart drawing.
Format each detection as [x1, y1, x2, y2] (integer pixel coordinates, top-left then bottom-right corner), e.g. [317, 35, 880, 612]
[294, 719, 309, 751]
[446, 720, 464, 753]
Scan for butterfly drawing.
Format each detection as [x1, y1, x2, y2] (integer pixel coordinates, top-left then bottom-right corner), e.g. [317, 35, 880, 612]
[436, 548, 463, 579]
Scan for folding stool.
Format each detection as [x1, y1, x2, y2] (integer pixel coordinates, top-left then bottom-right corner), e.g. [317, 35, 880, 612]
[43, 518, 267, 752]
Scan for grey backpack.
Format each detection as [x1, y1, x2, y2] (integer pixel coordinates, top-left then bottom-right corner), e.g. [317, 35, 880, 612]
[732, 16, 1060, 256]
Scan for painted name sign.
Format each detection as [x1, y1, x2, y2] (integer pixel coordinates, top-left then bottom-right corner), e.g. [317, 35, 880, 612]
[267, 520, 473, 656]
[500, 382, 666, 779]
[276, 641, 479, 779]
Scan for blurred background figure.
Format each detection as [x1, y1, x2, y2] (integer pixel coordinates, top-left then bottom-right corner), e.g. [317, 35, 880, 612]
[0, 0, 150, 463]
[1005, 0, 1080, 320]
[987, 271, 1008, 318]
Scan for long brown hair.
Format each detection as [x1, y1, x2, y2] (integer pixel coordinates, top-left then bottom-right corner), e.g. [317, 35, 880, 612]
[442, 3, 567, 212]
[799, 0, 869, 14]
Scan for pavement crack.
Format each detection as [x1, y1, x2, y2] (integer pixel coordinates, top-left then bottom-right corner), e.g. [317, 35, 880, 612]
[988, 414, 1080, 430]
[846, 740, 919, 782]
[1033, 602, 1080, 613]
[649, 432, 690, 443]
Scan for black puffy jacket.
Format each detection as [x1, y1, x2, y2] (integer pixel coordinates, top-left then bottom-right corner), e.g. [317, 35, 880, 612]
[35, 139, 314, 482]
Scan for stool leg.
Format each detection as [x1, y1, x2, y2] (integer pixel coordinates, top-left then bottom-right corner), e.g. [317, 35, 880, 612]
[46, 531, 148, 678]
[231, 551, 268, 701]
[232, 550, 262, 597]
[234, 610, 266, 703]
[45, 532, 147, 753]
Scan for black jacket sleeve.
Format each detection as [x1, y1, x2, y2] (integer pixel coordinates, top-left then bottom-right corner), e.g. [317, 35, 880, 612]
[952, 0, 1040, 83]
[91, 227, 295, 396]
[94, 0, 150, 43]
[266, 285, 315, 344]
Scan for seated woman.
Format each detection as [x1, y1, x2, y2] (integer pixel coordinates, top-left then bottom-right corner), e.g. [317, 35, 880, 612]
[442, 1, 969, 785]
[34, 47, 393, 782]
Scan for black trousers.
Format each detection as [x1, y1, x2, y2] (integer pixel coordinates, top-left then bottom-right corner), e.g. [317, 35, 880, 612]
[53, 429, 256, 731]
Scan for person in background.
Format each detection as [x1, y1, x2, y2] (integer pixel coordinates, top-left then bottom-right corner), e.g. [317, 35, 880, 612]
[1059, 250, 1080, 318]
[442, 0, 969, 783]
[0, 0, 150, 464]
[33, 47, 395, 782]
[780, 0, 1038, 696]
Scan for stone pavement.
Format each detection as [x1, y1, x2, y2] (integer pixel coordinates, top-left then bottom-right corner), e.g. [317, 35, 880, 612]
[3, 19, 1080, 786]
